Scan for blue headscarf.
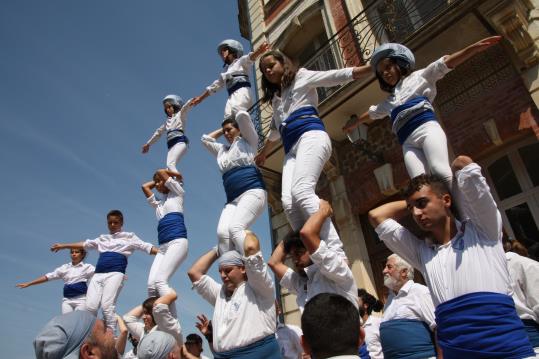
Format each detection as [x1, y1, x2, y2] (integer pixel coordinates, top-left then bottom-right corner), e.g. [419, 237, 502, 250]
[137, 331, 178, 359]
[371, 43, 415, 74]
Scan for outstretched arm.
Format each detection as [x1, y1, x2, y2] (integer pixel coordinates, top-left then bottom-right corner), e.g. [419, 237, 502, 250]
[187, 249, 218, 283]
[300, 199, 333, 254]
[352, 64, 372, 80]
[268, 241, 290, 281]
[141, 180, 156, 198]
[342, 111, 373, 133]
[16, 275, 48, 289]
[50, 242, 85, 252]
[444, 36, 501, 68]
[191, 90, 211, 106]
[249, 42, 271, 61]
[368, 201, 408, 228]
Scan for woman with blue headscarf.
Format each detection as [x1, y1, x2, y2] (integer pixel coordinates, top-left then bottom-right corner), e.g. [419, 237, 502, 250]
[344, 36, 501, 190]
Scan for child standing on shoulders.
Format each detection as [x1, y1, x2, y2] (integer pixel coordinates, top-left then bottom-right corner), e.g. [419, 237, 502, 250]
[51, 209, 158, 333]
[16, 248, 94, 314]
[142, 95, 194, 173]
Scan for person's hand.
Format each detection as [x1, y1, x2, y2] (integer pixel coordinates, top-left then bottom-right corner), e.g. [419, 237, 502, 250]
[142, 144, 150, 154]
[191, 95, 204, 106]
[50, 243, 63, 252]
[195, 314, 211, 336]
[342, 116, 359, 133]
[472, 36, 502, 51]
[16, 282, 30, 288]
[319, 199, 333, 218]
[255, 152, 266, 166]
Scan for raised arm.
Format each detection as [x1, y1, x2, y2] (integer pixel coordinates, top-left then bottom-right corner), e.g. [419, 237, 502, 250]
[50, 242, 85, 252]
[201, 129, 224, 157]
[268, 241, 291, 281]
[155, 168, 183, 183]
[143, 124, 166, 153]
[142, 180, 156, 198]
[444, 36, 501, 68]
[122, 305, 145, 339]
[300, 199, 334, 254]
[244, 232, 275, 298]
[187, 249, 218, 283]
[249, 42, 271, 61]
[155, 289, 178, 306]
[16, 275, 48, 289]
[368, 200, 408, 228]
[115, 315, 129, 356]
[342, 111, 373, 133]
[236, 111, 259, 150]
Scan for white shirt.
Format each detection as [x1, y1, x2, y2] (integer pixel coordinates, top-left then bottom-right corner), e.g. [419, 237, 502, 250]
[201, 111, 259, 173]
[123, 304, 183, 345]
[368, 57, 451, 119]
[375, 163, 511, 307]
[206, 54, 254, 94]
[280, 241, 358, 311]
[146, 100, 193, 146]
[193, 252, 276, 352]
[147, 177, 185, 219]
[267, 67, 355, 141]
[506, 251, 539, 321]
[45, 261, 95, 285]
[84, 232, 153, 257]
[363, 315, 383, 359]
[382, 280, 436, 330]
[122, 349, 137, 359]
[276, 323, 303, 359]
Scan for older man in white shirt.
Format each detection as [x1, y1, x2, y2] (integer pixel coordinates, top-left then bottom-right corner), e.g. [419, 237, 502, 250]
[369, 156, 535, 358]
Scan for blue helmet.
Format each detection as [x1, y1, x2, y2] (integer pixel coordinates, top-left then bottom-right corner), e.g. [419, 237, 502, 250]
[371, 43, 415, 75]
[217, 39, 244, 57]
[162, 94, 184, 109]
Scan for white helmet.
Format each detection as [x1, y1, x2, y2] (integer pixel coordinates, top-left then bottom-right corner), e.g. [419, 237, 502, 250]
[217, 39, 244, 57]
[162, 94, 184, 109]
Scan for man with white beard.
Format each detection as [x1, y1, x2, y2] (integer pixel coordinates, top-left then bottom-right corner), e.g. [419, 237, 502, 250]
[380, 254, 438, 359]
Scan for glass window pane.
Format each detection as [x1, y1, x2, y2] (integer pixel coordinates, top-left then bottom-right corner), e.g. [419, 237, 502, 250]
[505, 202, 539, 261]
[488, 156, 521, 200]
[519, 142, 539, 187]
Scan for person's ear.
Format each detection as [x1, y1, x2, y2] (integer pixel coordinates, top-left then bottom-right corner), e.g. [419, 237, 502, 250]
[301, 335, 312, 355]
[79, 343, 95, 359]
[442, 193, 452, 210]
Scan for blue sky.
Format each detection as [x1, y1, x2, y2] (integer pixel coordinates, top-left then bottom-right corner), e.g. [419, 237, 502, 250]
[0, 1, 272, 358]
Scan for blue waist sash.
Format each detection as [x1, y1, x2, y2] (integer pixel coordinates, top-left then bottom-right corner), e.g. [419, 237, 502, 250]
[222, 165, 265, 203]
[358, 342, 371, 359]
[390, 96, 436, 144]
[166, 130, 188, 149]
[95, 252, 128, 274]
[157, 212, 187, 245]
[279, 106, 325, 154]
[213, 334, 281, 359]
[227, 81, 251, 96]
[63, 281, 88, 298]
[522, 319, 539, 348]
[379, 319, 435, 359]
[435, 292, 535, 359]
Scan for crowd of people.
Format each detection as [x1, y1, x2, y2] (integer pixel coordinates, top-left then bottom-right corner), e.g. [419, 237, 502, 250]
[17, 34, 539, 359]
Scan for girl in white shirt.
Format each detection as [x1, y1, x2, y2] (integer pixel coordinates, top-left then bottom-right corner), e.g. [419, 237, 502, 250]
[16, 249, 94, 314]
[142, 95, 194, 173]
[257, 50, 371, 255]
[201, 111, 267, 255]
[344, 36, 501, 190]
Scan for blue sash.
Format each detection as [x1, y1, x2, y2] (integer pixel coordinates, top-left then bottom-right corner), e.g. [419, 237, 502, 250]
[390, 96, 436, 144]
[222, 165, 265, 203]
[358, 343, 371, 359]
[157, 212, 187, 245]
[522, 319, 539, 348]
[213, 334, 281, 359]
[63, 281, 88, 298]
[166, 130, 188, 149]
[227, 81, 251, 96]
[379, 319, 435, 359]
[95, 252, 128, 274]
[435, 292, 535, 359]
[279, 106, 325, 154]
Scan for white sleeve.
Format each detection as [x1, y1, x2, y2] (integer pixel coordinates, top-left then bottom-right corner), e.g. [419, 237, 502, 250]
[206, 76, 225, 94]
[193, 275, 221, 306]
[516, 255, 539, 318]
[83, 238, 99, 251]
[128, 234, 153, 254]
[279, 268, 302, 295]
[421, 57, 452, 84]
[375, 219, 424, 271]
[238, 54, 254, 69]
[146, 124, 165, 145]
[368, 100, 392, 120]
[416, 285, 437, 330]
[83, 264, 95, 280]
[299, 67, 354, 89]
[45, 265, 65, 281]
[122, 314, 145, 339]
[164, 177, 184, 196]
[236, 111, 259, 150]
[267, 119, 281, 141]
[201, 135, 223, 157]
[245, 252, 275, 299]
[455, 163, 502, 242]
[146, 194, 159, 209]
[309, 241, 356, 288]
[153, 303, 183, 345]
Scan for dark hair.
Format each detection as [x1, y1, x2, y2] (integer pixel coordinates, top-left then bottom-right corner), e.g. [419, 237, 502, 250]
[128, 333, 139, 354]
[142, 296, 158, 324]
[401, 174, 450, 199]
[282, 231, 305, 254]
[507, 239, 529, 257]
[375, 57, 411, 93]
[186, 333, 203, 345]
[107, 209, 124, 222]
[70, 248, 87, 261]
[259, 50, 297, 104]
[163, 100, 182, 115]
[302, 293, 360, 358]
[222, 117, 239, 130]
[357, 288, 383, 314]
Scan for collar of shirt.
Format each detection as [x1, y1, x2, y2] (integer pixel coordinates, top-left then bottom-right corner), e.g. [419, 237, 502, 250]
[223, 281, 246, 301]
[425, 219, 465, 249]
[303, 262, 319, 280]
[395, 279, 414, 297]
[69, 261, 85, 268]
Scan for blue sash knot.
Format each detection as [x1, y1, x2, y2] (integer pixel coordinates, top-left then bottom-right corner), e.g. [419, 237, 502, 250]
[522, 319, 539, 348]
[63, 281, 88, 298]
[213, 334, 281, 359]
[157, 212, 187, 245]
[166, 130, 188, 149]
[390, 96, 436, 144]
[95, 252, 128, 274]
[222, 165, 265, 203]
[279, 106, 325, 154]
[435, 292, 535, 358]
[380, 319, 435, 359]
[358, 342, 371, 359]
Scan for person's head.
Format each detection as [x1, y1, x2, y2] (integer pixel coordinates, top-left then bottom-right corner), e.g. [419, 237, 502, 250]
[70, 248, 86, 265]
[137, 331, 181, 359]
[222, 116, 241, 144]
[504, 237, 530, 257]
[301, 293, 360, 358]
[106, 210, 124, 234]
[162, 95, 183, 117]
[153, 171, 170, 194]
[357, 289, 383, 319]
[259, 50, 297, 103]
[217, 39, 243, 65]
[218, 250, 247, 296]
[283, 231, 312, 275]
[142, 297, 158, 332]
[185, 333, 204, 357]
[383, 254, 414, 293]
[34, 311, 116, 359]
[402, 174, 452, 233]
[370, 43, 415, 92]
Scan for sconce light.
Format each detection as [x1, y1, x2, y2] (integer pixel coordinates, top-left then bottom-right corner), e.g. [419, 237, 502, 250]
[346, 115, 385, 164]
[483, 119, 503, 145]
[373, 163, 398, 196]
[346, 115, 368, 143]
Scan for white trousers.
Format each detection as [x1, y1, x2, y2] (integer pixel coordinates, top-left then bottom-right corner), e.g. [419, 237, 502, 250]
[85, 272, 125, 333]
[217, 188, 267, 255]
[281, 130, 344, 255]
[167, 142, 188, 173]
[224, 87, 253, 119]
[402, 121, 453, 189]
[61, 295, 86, 314]
[147, 238, 188, 318]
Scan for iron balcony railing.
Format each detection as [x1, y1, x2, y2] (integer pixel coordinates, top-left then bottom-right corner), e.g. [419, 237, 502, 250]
[250, 0, 463, 146]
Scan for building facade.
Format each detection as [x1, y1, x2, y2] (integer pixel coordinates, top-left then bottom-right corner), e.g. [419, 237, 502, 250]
[238, 0, 539, 325]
